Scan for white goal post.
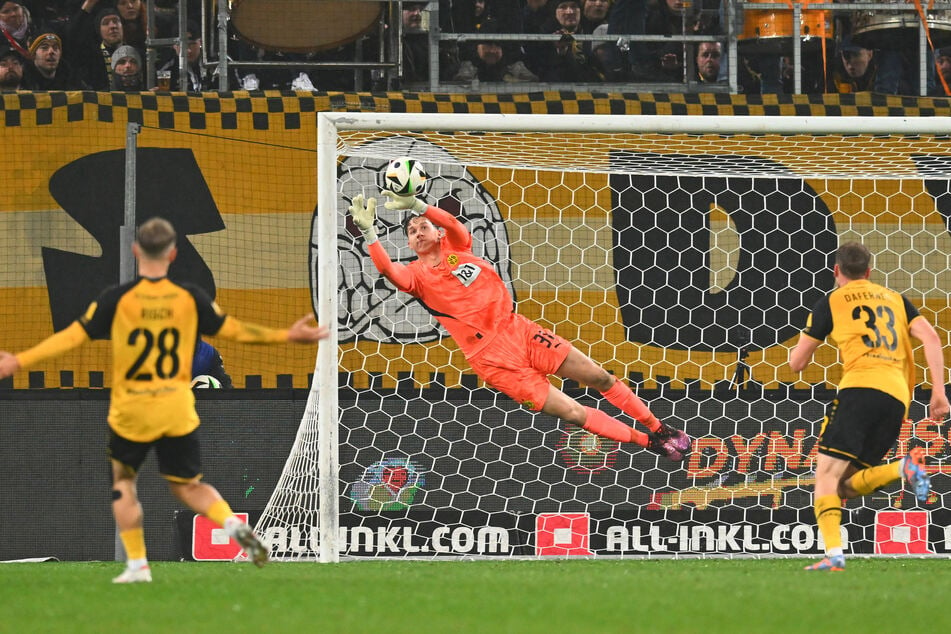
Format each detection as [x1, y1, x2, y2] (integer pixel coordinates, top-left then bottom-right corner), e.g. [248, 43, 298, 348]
[257, 113, 951, 562]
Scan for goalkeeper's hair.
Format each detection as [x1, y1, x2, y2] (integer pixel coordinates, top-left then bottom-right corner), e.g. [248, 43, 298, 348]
[402, 212, 431, 235]
[136, 217, 177, 258]
[835, 241, 872, 279]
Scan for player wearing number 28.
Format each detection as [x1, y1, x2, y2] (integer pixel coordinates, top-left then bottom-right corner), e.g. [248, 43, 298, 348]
[0, 218, 329, 582]
[349, 188, 692, 463]
[790, 242, 949, 572]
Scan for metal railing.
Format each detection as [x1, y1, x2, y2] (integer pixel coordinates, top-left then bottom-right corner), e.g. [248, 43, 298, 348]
[144, 1, 951, 95]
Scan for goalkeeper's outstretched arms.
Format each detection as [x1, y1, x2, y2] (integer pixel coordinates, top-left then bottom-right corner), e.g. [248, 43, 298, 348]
[381, 190, 470, 247]
[0, 321, 90, 380]
[348, 194, 414, 291]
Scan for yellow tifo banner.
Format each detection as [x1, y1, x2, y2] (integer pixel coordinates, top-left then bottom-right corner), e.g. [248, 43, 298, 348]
[1, 92, 951, 391]
[0, 94, 319, 388]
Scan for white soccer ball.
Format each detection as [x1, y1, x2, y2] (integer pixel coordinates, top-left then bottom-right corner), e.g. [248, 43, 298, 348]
[191, 374, 222, 389]
[382, 157, 428, 196]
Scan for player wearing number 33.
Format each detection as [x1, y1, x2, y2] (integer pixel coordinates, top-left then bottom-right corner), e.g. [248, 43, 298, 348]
[349, 188, 691, 463]
[0, 217, 329, 583]
[790, 242, 949, 572]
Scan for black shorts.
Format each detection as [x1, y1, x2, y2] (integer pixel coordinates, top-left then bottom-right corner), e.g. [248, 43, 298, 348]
[108, 429, 202, 482]
[818, 387, 906, 468]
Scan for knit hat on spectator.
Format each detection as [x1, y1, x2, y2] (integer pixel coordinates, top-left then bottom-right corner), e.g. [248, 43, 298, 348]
[29, 32, 62, 56]
[556, 0, 581, 8]
[96, 6, 121, 28]
[111, 44, 141, 70]
[937, 47, 951, 59]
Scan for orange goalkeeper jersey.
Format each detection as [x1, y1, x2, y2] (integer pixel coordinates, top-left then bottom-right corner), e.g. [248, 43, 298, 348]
[370, 206, 514, 358]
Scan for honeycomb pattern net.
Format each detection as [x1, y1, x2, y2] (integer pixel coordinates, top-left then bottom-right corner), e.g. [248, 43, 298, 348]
[262, 130, 951, 559]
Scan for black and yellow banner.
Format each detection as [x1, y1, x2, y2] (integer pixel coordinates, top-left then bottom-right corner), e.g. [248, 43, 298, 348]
[2, 90, 951, 389]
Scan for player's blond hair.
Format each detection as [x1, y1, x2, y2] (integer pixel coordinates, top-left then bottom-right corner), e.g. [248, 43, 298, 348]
[136, 217, 177, 258]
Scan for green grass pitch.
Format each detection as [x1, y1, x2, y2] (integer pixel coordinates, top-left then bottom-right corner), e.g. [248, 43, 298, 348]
[2, 558, 948, 633]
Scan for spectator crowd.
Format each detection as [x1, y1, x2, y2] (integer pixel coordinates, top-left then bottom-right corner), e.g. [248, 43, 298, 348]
[0, 0, 195, 90]
[1, 0, 950, 96]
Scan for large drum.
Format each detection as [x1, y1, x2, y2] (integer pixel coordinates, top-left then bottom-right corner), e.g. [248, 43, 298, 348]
[849, 0, 951, 49]
[738, 0, 833, 55]
[230, 0, 383, 53]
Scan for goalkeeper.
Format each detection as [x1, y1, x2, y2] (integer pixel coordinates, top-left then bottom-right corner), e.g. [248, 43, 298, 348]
[349, 190, 691, 462]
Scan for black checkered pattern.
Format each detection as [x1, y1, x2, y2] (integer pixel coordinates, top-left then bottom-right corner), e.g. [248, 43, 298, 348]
[2, 90, 950, 128]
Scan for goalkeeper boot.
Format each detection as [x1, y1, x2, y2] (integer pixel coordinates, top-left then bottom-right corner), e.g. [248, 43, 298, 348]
[655, 423, 692, 459]
[234, 523, 269, 568]
[901, 447, 931, 502]
[647, 432, 687, 462]
[804, 555, 845, 572]
[112, 565, 152, 584]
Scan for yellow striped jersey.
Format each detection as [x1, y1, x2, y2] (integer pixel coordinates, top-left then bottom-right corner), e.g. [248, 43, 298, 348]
[801, 279, 920, 407]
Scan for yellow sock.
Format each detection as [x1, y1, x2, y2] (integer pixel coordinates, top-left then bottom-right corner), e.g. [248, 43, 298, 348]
[847, 462, 901, 496]
[119, 528, 147, 561]
[814, 494, 842, 551]
[206, 499, 235, 527]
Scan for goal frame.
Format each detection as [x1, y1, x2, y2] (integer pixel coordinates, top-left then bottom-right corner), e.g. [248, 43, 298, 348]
[308, 112, 951, 563]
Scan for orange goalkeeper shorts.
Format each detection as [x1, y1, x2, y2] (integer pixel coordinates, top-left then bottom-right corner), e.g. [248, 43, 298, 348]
[467, 313, 572, 411]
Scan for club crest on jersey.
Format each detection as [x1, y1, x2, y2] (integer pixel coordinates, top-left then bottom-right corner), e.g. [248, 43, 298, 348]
[447, 254, 459, 266]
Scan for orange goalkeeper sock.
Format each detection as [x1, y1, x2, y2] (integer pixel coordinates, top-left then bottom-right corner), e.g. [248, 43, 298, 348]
[601, 380, 661, 432]
[582, 407, 649, 446]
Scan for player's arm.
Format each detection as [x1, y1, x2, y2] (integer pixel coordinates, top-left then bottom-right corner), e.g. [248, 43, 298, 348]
[367, 241, 413, 291]
[381, 190, 470, 246]
[0, 288, 114, 378]
[789, 334, 821, 373]
[213, 314, 327, 344]
[422, 205, 470, 246]
[909, 313, 950, 420]
[789, 297, 831, 372]
[188, 285, 327, 344]
[348, 194, 413, 291]
[0, 321, 90, 379]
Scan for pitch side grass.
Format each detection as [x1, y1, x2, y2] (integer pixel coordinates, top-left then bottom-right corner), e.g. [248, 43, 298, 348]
[2, 558, 948, 633]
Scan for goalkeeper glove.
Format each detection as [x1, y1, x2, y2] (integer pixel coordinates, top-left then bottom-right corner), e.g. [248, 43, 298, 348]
[349, 194, 378, 244]
[382, 190, 427, 216]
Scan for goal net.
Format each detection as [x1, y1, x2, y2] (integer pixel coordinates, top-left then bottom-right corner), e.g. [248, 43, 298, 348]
[257, 113, 951, 561]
